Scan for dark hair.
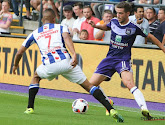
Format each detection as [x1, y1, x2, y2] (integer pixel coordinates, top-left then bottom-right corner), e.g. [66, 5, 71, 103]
[116, 1, 132, 13]
[83, 5, 92, 12]
[102, 9, 113, 16]
[43, 8, 55, 18]
[80, 29, 88, 35]
[134, 5, 144, 12]
[63, 5, 73, 11]
[159, 7, 165, 14]
[73, 2, 83, 9]
[147, 7, 156, 14]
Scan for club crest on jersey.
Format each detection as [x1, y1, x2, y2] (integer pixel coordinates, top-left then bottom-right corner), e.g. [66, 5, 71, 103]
[125, 28, 131, 35]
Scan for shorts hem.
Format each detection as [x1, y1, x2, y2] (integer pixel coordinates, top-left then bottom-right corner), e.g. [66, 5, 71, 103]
[119, 68, 133, 74]
[77, 77, 87, 85]
[94, 72, 111, 81]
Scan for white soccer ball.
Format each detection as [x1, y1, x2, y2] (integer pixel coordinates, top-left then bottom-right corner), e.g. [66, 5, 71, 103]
[72, 98, 89, 114]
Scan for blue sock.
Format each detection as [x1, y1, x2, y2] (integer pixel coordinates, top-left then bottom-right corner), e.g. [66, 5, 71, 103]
[89, 86, 98, 95]
[29, 83, 39, 89]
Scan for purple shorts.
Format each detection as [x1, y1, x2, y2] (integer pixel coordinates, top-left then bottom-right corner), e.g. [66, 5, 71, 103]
[94, 56, 132, 81]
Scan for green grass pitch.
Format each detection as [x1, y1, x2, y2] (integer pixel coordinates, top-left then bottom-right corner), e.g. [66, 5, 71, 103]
[0, 90, 164, 125]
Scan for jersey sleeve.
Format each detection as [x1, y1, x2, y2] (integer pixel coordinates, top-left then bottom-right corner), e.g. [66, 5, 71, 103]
[60, 25, 69, 33]
[22, 32, 35, 48]
[136, 26, 148, 37]
[106, 20, 112, 29]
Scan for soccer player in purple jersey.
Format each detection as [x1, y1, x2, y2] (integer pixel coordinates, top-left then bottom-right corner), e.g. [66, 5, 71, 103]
[12, 9, 124, 122]
[89, 1, 165, 120]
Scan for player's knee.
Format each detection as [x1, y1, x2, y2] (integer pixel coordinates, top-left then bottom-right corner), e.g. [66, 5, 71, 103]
[31, 71, 41, 83]
[126, 83, 134, 90]
[81, 79, 93, 92]
[122, 79, 134, 89]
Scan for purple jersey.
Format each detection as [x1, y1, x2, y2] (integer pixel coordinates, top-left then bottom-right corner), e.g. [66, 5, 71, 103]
[106, 18, 148, 60]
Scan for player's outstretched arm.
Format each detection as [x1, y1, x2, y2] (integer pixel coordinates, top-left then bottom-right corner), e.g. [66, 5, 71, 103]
[62, 32, 78, 67]
[147, 33, 165, 53]
[12, 46, 27, 74]
[88, 20, 110, 31]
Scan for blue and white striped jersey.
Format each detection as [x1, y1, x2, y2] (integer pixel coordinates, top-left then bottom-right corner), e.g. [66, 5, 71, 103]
[22, 23, 71, 65]
[106, 18, 148, 60]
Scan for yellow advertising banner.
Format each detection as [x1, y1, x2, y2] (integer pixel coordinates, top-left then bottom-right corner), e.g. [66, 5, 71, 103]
[0, 37, 165, 103]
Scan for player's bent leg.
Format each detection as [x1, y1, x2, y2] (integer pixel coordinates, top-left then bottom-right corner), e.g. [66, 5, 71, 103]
[80, 79, 113, 111]
[90, 74, 114, 116]
[98, 86, 114, 116]
[80, 79, 124, 122]
[24, 71, 41, 114]
[80, 79, 93, 92]
[121, 71, 152, 119]
[89, 73, 106, 86]
[120, 71, 134, 90]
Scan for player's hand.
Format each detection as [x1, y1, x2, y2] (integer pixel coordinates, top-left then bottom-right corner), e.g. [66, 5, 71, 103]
[88, 20, 96, 28]
[137, 18, 143, 24]
[71, 53, 78, 68]
[12, 65, 19, 74]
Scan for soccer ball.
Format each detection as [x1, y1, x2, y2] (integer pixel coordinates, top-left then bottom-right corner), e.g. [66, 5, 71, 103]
[72, 98, 89, 114]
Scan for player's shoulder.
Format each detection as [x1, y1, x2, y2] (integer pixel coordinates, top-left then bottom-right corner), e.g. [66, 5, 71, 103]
[29, 28, 38, 36]
[108, 18, 118, 25]
[111, 17, 118, 22]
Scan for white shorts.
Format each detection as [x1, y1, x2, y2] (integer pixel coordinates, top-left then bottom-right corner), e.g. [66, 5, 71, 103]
[36, 58, 86, 84]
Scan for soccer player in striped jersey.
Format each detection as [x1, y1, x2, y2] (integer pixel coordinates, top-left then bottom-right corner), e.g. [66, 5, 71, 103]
[89, 1, 165, 120]
[12, 9, 124, 122]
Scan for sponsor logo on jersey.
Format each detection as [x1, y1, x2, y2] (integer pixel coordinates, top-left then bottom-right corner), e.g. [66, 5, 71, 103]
[37, 29, 59, 40]
[115, 35, 122, 43]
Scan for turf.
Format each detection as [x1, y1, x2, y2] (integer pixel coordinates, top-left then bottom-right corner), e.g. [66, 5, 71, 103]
[0, 90, 164, 125]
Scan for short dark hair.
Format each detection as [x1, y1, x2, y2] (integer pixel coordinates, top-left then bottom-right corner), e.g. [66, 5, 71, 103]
[159, 7, 165, 14]
[115, 1, 132, 13]
[83, 5, 92, 12]
[80, 29, 88, 35]
[73, 2, 83, 9]
[147, 7, 156, 14]
[134, 5, 144, 12]
[43, 8, 55, 18]
[63, 5, 73, 11]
